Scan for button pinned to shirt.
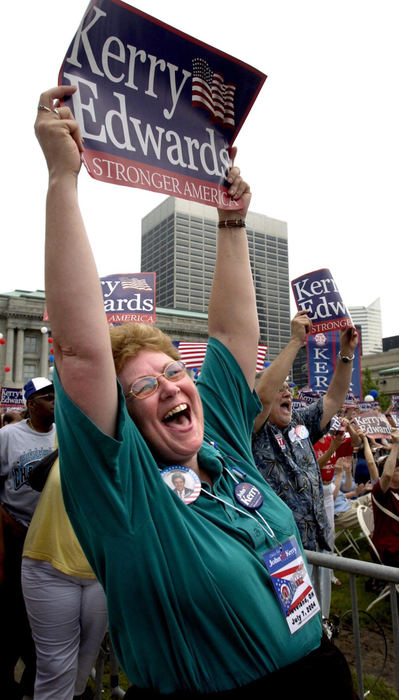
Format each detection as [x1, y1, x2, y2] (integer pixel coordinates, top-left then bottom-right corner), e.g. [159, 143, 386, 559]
[234, 482, 264, 511]
[275, 432, 287, 451]
[295, 425, 309, 440]
[288, 425, 309, 447]
[160, 466, 201, 504]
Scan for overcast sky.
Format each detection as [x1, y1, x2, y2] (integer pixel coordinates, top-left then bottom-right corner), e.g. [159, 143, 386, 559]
[2, 0, 398, 336]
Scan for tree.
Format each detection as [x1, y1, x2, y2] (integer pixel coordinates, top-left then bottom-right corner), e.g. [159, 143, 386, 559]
[362, 367, 391, 412]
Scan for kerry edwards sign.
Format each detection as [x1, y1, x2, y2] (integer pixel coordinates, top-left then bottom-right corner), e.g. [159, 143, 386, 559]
[291, 269, 353, 335]
[389, 413, 399, 428]
[1, 387, 24, 410]
[100, 272, 155, 323]
[306, 331, 362, 398]
[59, 0, 266, 207]
[353, 412, 392, 439]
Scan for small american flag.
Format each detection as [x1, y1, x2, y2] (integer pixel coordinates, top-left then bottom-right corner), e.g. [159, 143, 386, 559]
[120, 277, 152, 291]
[178, 342, 267, 372]
[192, 58, 236, 128]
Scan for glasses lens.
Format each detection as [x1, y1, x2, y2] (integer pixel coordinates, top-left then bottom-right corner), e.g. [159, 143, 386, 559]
[132, 377, 157, 398]
[35, 393, 55, 402]
[165, 361, 186, 380]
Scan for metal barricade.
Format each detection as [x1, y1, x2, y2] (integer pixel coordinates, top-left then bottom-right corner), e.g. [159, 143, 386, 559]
[93, 634, 126, 699]
[305, 549, 399, 699]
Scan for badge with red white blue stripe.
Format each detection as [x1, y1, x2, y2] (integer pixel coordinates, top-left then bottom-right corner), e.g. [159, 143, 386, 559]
[263, 536, 320, 634]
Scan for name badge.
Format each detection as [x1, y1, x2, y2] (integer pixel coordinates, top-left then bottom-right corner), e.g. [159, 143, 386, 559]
[263, 536, 320, 634]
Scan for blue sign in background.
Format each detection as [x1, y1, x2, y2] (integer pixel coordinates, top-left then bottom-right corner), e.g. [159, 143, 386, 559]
[100, 272, 155, 324]
[307, 330, 362, 399]
[291, 268, 352, 334]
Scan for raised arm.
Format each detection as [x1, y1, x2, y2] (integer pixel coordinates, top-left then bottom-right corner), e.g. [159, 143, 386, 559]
[35, 86, 117, 436]
[379, 430, 399, 492]
[357, 430, 379, 482]
[317, 433, 345, 468]
[346, 419, 362, 448]
[333, 460, 345, 500]
[208, 148, 258, 388]
[321, 327, 359, 430]
[253, 311, 311, 432]
[334, 456, 353, 496]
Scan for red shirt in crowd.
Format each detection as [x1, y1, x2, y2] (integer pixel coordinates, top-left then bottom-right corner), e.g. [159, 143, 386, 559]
[371, 480, 399, 567]
[313, 434, 353, 483]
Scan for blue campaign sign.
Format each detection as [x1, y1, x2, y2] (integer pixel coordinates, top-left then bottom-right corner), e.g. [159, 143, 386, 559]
[59, 0, 266, 207]
[306, 331, 362, 398]
[1, 387, 24, 408]
[100, 272, 156, 324]
[291, 268, 353, 335]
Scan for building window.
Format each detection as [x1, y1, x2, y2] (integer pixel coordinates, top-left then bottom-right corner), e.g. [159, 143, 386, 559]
[24, 363, 39, 382]
[24, 336, 38, 354]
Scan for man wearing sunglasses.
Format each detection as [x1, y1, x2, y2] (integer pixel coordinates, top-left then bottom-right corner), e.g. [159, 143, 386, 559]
[0, 376, 56, 700]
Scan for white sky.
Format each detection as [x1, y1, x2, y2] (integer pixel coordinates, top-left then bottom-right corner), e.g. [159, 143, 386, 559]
[2, 0, 398, 336]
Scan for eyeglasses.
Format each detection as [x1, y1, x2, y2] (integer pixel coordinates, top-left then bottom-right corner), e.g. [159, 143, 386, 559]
[277, 385, 292, 394]
[33, 393, 55, 402]
[125, 360, 187, 400]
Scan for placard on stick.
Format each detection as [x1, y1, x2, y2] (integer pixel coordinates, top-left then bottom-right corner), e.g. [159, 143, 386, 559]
[59, 0, 266, 207]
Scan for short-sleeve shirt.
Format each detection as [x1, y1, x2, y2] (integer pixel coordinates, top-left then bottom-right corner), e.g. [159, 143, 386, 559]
[23, 460, 95, 578]
[55, 338, 321, 694]
[252, 400, 330, 551]
[0, 419, 56, 526]
[313, 433, 353, 465]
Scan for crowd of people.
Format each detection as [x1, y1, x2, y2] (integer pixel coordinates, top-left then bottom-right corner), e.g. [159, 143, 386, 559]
[0, 81, 398, 699]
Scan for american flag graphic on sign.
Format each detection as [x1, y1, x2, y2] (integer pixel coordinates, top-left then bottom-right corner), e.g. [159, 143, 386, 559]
[192, 58, 236, 128]
[120, 277, 153, 291]
[177, 342, 267, 371]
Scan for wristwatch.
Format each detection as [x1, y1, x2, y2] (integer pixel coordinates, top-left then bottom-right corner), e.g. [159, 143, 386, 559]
[338, 351, 354, 363]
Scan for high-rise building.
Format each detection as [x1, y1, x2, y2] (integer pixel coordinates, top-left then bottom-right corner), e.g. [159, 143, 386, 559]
[348, 298, 383, 355]
[141, 197, 291, 359]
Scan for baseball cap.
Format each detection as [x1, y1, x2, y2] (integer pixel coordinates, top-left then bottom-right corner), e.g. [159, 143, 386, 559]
[24, 377, 54, 401]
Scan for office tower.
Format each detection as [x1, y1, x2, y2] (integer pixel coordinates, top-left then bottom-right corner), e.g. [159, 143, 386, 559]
[348, 298, 383, 355]
[141, 197, 290, 359]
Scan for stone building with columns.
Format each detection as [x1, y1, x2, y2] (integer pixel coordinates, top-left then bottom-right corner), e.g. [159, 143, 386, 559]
[0, 290, 209, 400]
[0, 290, 51, 392]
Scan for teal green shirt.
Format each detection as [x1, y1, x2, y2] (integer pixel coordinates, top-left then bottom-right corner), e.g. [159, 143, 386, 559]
[56, 338, 321, 693]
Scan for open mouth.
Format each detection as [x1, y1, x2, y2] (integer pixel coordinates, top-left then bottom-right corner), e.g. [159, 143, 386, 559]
[280, 400, 291, 411]
[163, 403, 191, 425]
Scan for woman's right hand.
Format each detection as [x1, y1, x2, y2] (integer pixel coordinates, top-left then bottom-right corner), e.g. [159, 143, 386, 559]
[35, 85, 83, 180]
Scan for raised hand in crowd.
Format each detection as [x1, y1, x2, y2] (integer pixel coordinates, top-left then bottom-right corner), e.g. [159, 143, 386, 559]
[333, 457, 347, 500]
[335, 456, 353, 494]
[354, 481, 373, 496]
[339, 326, 359, 358]
[320, 327, 358, 430]
[290, 310, 312, 345]
[35, 85, 84, 180]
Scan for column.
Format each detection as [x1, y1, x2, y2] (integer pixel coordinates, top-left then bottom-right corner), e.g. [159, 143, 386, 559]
[15, 329, 24, 384]
[4, 328, 15, 383]
[40, 332, 50, 377]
